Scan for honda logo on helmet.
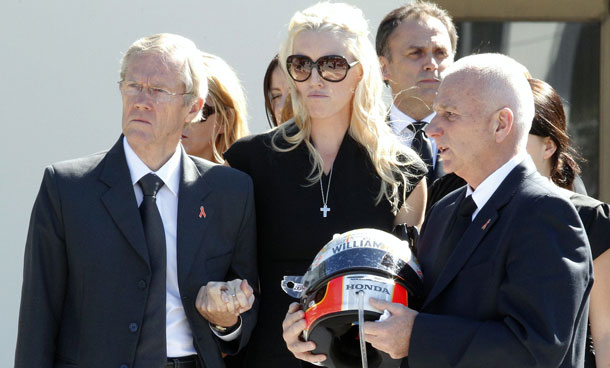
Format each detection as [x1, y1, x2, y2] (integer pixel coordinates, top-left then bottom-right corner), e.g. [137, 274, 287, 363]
[346, 284, 390, 295]
[282, 228, 423, 368]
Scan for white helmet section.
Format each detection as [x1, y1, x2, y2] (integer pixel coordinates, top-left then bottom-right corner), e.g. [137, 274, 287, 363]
[312, 229, 417, 269]
[301, 228, 423, 294]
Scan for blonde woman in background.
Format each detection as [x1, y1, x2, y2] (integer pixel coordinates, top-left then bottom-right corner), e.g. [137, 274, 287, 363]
[224, 3, 427, 367]
[182, 52, 248, 163]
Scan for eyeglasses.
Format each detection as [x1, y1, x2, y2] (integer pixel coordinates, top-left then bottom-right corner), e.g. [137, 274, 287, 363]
[199, 103, 216, 122]
[286, 55, 359, 83]
[118, 81, 191, 103]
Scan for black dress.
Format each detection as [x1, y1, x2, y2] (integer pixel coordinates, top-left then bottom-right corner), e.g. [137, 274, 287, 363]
[425, 173, 466, 215]
[224, 122, 426, 368]
[570, 193, 610, 368]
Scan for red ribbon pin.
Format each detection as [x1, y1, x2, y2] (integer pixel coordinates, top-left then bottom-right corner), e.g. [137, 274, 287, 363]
[199, 206, 207, 219]
[481, 218, 491, 230]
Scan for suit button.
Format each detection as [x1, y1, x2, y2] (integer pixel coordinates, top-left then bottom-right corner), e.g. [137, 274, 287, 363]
[137, 280, 147, 289]
[182, 295, 189, 301]
[120, 365, 129, 368]
[129, 323, 138, 332]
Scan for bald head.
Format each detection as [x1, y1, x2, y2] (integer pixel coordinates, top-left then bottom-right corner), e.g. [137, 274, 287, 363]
[428, 53, 534, 187]
[444, 53, 534, 148]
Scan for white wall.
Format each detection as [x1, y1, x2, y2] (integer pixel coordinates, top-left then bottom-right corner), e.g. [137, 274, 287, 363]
[0, 0, 404, 364]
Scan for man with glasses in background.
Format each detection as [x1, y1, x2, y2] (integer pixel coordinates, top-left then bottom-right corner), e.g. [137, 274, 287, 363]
[15, 33, 258, 368]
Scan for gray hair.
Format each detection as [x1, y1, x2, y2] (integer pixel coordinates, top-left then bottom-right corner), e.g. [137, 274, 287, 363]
[120, 33, 208, 119]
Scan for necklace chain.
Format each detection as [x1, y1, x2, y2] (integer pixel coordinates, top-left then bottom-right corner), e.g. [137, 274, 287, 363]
[319, 167, 333, 218]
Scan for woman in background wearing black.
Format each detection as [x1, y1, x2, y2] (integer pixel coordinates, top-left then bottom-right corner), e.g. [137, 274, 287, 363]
[526, 78, 610, 368]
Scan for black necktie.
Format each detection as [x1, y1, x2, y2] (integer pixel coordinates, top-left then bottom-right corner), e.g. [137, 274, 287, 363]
[425, 194, 477, 291]
[137, 173, 167, 365]
[408, 121, 434, 172]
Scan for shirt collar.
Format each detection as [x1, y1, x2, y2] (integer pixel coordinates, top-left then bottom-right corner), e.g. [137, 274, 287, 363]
[466, 153, 526, 211]
[123, 136, 181, 196]
[389, 104, 435, 133]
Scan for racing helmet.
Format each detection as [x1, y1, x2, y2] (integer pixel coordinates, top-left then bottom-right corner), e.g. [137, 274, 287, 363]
[281, 228, 423, 368]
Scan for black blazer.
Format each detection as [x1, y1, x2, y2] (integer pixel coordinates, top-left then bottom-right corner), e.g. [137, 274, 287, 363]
[15, 137, 258, 368]
[408, 158, 593, 367]
[570, 193, 610, 259]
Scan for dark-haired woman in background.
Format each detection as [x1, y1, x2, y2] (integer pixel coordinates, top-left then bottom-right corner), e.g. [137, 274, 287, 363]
[263, 55, 292, 127]
[526, 78, 609, 368]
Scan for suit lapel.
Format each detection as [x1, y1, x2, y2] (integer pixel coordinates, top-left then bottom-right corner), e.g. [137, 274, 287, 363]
[100, 136, 150, 265]
[176, 149, 212, 285]
[422, 206, 500, 308]
[422, 159, 536, 309]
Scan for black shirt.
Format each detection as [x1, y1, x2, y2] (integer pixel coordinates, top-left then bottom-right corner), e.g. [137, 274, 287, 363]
[570, 193, 610, 259]
[224, 122, 426, 367]
[569, 193, 610, 368]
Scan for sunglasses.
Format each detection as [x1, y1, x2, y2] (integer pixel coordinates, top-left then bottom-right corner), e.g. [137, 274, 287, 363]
[286, 55, 359, 83]
[200, 103, 216, 122]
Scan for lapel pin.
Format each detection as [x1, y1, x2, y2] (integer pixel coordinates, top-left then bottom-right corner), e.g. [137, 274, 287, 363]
[199, 206, 207, 219]
[481, 218, 491, 230]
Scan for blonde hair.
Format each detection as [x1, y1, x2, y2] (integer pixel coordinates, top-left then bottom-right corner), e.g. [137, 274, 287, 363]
[274, 2, 423, 213]
[120, 33, 208, 121]
[201, 52, 249, 163]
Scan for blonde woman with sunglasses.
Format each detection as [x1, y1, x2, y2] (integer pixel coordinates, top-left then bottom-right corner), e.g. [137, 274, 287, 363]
[181, 52, 248, 164]
[224, 3, 427, 367]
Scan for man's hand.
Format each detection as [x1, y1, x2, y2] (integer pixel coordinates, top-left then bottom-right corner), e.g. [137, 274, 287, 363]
[282, 302, 327, 365]
[363, 298, 418, 359]
[196, 279, 254, 327]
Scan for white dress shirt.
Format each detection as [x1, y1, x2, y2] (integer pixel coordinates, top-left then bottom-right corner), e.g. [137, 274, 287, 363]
[123, 137, 197, 357]
[123, 138, 241, 353]
[465, 153, 526, 220]
[389, 104, 438, 168]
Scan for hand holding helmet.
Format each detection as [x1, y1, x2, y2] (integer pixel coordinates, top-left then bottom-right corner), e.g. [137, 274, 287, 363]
[281, 228, 424, 368]
[363, 298, 418, 359]
[282, 302, 327, 365]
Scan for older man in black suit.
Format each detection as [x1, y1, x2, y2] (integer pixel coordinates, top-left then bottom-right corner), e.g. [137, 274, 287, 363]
[363, 53, 592, 367]
[15, 33, 258, 368]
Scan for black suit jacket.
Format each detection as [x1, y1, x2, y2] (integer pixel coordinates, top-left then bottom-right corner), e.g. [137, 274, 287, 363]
[408, 158, 593, 367]
[15, 137, 258, 368]
[570, 192, 610, 259]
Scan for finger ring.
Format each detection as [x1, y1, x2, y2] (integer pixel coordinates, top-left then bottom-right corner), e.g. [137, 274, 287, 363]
[230, 293, 236, 297]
